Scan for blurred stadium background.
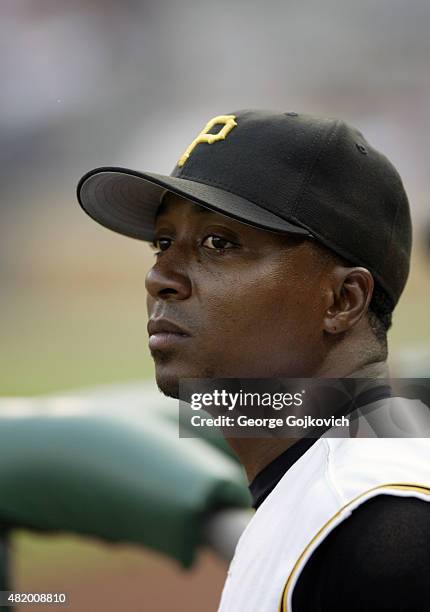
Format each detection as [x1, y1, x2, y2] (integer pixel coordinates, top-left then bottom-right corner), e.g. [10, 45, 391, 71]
[1, 0, 429, 610]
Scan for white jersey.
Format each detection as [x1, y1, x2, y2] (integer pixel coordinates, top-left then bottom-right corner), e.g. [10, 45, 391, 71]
[217, 399, 430, 612]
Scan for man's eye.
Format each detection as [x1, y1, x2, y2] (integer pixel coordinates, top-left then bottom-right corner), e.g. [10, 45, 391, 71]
[152, 238, 172, 252]
[202, 235, 235, 250]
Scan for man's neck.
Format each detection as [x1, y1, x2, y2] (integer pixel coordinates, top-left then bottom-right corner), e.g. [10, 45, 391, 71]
[226, 360, 388, 483]
[346, 360, 388, 378]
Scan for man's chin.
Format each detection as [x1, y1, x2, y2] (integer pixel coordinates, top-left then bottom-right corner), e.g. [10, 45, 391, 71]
[154, 365, 181, 399]
[156, 375, 180, 399]
[153, 360, 217, 399]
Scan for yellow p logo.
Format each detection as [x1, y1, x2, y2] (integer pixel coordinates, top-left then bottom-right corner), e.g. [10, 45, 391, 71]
[178, 114, 237, 167]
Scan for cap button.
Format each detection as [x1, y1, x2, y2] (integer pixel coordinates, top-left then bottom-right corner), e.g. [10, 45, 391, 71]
[285, 111, 298, 117]
[356, 143, 368, 155]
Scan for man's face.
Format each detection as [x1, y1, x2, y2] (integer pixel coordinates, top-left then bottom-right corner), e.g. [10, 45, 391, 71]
[146, 194, 331, 397]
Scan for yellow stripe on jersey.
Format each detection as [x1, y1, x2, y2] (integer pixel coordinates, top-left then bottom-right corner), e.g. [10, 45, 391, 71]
[278, 483, 430, 612]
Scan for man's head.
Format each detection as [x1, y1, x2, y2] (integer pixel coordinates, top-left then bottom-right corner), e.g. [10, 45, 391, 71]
[145, 193, 389, 397]
[77, 109, 412, 395]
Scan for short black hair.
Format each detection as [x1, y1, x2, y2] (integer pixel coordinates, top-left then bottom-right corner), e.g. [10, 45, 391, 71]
[367, 283, 393, 351]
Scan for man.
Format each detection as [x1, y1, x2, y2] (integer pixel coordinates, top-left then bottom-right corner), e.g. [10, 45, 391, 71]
[78, 110, 430, 611]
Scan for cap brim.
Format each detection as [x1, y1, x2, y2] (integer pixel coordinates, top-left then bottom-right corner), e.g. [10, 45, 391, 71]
[77, 166, 312, 242]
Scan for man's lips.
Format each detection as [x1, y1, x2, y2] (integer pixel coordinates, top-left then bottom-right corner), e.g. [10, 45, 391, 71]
[147, 318, 190, 351]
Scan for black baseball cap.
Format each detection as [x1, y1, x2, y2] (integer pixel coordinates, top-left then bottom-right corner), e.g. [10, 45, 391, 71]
[77, 109, 412, 306]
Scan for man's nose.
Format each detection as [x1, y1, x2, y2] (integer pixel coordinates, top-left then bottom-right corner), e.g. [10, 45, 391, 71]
[145, 256, 192, 300]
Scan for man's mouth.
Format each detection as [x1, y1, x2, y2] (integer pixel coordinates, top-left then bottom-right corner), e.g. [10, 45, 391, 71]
[147, 318, 190, 351]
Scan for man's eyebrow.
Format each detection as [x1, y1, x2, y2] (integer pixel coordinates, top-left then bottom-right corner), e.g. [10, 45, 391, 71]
[156, 195, 212, 218]
[195, 205, 213, 214]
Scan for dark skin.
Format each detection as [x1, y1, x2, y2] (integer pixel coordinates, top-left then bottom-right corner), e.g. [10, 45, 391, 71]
[145, 193, 384, 480]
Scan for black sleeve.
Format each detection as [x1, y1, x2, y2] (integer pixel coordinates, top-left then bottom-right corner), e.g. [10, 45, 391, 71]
[292, 495, 430, 612]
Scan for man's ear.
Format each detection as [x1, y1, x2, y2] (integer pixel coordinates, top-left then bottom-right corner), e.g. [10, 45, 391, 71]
[324, 266, 374, 334]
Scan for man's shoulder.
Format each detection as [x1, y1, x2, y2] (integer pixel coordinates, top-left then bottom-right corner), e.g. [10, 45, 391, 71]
[325, 435, 430, 496]
[325, 434, 430, 464]
[292, 494, 430, 611]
